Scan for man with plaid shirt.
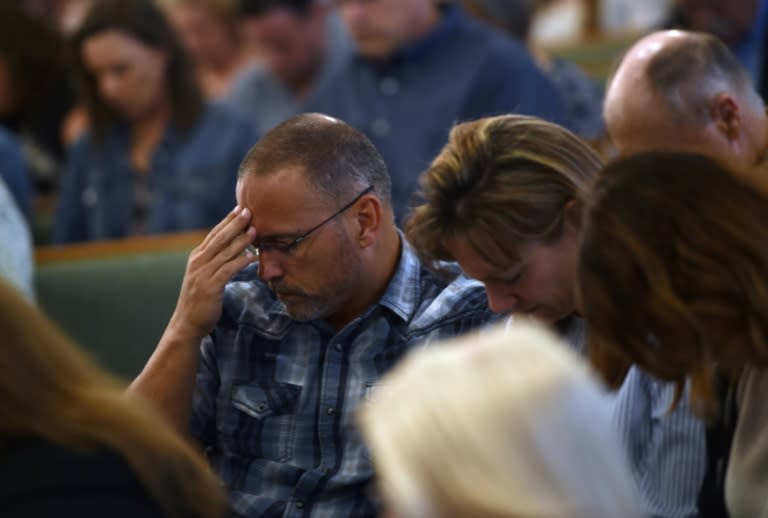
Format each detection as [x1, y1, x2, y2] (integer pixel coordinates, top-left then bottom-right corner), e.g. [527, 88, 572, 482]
[132, 113, 491, 517]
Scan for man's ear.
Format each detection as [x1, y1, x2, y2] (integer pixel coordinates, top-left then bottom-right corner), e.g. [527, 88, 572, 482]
[354, 194, 382, 248]
[711, 93, 741, 141]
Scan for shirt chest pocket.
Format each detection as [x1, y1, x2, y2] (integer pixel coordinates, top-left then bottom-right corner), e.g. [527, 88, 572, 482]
[219, 381, 301, 463]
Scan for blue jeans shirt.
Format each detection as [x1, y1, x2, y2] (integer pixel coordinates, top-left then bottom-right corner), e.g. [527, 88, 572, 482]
[190, 239, 492, 517]
[53, 103, 258, 243]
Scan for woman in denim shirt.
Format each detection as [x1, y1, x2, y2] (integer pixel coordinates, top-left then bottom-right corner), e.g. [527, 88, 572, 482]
[54, 0, 258, 244]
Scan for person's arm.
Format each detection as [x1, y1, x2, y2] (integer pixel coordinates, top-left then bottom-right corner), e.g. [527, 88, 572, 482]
[613, 368, 706, 518]
[130, 205, 257, 434]
[52, 137, 90, 244]
[0, 130, 32, 220]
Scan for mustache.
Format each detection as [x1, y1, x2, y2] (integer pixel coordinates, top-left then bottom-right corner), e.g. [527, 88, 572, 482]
[268, 280, 308, 298]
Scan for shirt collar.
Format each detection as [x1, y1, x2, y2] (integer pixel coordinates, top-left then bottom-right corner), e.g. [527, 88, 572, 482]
[376, 233, 422, 322]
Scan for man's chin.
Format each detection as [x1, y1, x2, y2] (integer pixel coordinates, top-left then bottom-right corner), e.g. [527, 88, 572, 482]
[279, 298, 327, 323]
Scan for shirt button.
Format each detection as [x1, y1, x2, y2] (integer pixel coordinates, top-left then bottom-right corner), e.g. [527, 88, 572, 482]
[256, 403, 267, 412]
[380, 77, 399, 96]
[326, 406, 335, 416]
[371, 118, 390, 137]
[335, 343, 342, 352]
[81, 187, 99, 207]
[295, 500, 305, 509]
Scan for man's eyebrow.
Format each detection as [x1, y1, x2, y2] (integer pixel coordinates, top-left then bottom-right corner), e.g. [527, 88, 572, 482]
[253, 231, 302, 242]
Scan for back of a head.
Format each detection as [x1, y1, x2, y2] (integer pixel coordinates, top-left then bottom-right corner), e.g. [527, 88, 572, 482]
[0, 277, 226, 517]
[458, 0, 532, 40]
[405, 114, 602, 269]
[159, 0, 241, 28]
[238, 112, 392, 207]
[73, 0, 202, 137]
[0, 3, 67, 115]
[240, 0, 314, 17]
[580, 151, 768, 415]
[672, 0, 760, 46]
[607, 31, 763, 129]
[359, 321, 642, 518]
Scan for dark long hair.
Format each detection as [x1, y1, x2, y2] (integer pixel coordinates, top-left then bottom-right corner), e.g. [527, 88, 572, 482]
[580, 151, 768, 417]
[72, 0, 204, 142]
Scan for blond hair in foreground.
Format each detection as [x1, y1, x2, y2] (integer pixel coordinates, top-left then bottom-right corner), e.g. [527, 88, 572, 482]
[0, 278, 226, 517]
[359, 321, 642, 518]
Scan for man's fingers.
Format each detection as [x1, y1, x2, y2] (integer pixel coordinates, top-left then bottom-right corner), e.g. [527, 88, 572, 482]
[214, 253, 257, 286]
[196, 207, 254, 265]
[216, 225, 257, 264]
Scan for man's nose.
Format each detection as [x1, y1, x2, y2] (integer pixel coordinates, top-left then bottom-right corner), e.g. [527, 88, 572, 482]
[99, 74, 120, 101]
[256, 251, 285, 282]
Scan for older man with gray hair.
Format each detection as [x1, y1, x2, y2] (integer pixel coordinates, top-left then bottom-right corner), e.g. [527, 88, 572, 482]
[604, 29, 768, 166]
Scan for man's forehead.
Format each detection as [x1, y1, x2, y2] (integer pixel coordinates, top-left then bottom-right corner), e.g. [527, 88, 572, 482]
[236, 167, 324, 211]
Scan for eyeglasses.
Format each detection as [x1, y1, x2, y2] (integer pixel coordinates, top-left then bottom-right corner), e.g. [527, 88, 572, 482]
[247, 185, 374, 258]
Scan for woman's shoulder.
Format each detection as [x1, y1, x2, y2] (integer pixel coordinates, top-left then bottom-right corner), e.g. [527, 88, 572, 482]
[178, 102, 259, 163]
[199, 102, 257, 134]
[0, 439, 165, 517]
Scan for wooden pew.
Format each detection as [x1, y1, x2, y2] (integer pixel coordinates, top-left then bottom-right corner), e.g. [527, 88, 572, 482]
[548, 31, 642, 84]
[35, 231, 205, 380]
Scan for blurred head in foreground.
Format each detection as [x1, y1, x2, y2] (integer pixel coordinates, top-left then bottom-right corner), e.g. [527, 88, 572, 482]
[358, 321, 642, 518]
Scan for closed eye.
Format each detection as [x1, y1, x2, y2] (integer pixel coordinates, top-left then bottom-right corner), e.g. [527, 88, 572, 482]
[490, 268, 523, 286]
[250, 237, 302, 255]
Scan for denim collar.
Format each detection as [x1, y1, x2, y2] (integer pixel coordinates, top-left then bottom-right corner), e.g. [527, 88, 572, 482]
[376, 233, 422, 323]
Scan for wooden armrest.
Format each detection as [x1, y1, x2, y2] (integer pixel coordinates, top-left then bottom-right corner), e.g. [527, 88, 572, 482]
[35, 230, 207, 264]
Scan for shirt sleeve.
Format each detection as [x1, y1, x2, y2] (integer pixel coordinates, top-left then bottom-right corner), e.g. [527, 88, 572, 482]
[190, 334, 220, 447]
[612, 367, 707, 518]
[52, 137, 90, 244]
[459, 41, 568, 129]
[0, 130, 32, 220]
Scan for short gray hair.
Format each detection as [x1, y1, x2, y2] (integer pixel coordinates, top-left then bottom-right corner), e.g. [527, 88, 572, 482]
[238, 113, 392, 206]
[644, 32, 764, 124]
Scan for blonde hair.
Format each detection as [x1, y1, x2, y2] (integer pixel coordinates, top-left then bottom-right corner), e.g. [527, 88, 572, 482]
[0, 278, 226, 517]
[405, 114, 602, 270]
[359, 322, 642, 518]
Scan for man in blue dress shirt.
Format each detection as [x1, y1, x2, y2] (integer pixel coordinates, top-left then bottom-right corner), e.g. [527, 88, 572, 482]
[309, 0, 567, 223]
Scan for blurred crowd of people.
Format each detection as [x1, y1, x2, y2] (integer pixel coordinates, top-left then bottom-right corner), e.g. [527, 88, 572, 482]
[3, 0, 768, 517]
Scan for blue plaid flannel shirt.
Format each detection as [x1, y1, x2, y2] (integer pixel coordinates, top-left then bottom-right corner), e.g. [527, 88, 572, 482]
[190, 239, 491, 517]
